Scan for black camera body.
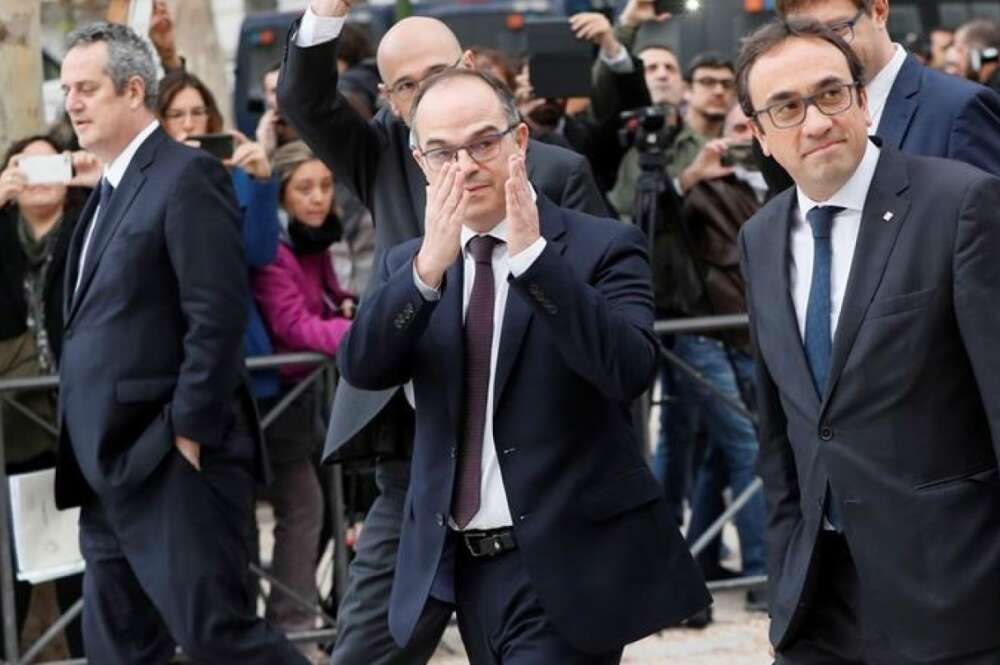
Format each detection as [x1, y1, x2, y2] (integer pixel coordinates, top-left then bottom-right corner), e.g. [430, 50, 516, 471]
[618, 105, 681, 155]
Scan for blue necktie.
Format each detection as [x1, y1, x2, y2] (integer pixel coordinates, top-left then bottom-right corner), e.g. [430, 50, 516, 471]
[803, 205, 844, 398]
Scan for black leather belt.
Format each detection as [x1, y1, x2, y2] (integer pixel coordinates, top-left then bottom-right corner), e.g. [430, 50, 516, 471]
[461, 527, 517, 558]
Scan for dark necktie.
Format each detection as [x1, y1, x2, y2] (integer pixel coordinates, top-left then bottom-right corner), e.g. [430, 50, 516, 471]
[452, 235, 500, 529]
[76, 177, 115, 294]
[803, 205, 844, 397]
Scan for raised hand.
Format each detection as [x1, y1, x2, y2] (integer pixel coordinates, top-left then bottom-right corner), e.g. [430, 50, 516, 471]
[0, 156, 26, 208]
[569, 12, 623, 59]
[505, 154, 540, 257]
[415, 162, 468, 289]
[619, 0, 672, 28]
[226, 131, 272, 180]
[68, 150, 103, 188]
[311, 0, 352, 17]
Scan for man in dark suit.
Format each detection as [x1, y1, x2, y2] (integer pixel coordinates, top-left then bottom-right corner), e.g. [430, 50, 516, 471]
[737, 18, 1000, 664]
[340, 67, 710, 663]
[57, 23, 307, 664]
[776, 0, 1000, 176]
[278, 3, 612, 662]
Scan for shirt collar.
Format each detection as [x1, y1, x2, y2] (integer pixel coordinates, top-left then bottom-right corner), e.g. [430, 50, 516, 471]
[796, 138, 881, 218]
[866, 44, 907, 118]
[102, 121, 160, 188]
[460, 184, 537, 256]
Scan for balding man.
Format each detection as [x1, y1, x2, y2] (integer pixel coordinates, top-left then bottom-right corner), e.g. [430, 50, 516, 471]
[339, 67, 710, 664]
[277, 2, 610, 663]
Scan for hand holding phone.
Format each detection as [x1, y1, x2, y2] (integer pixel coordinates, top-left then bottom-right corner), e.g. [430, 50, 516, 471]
[19, 154, 74, 185]
[187, 133, 235, 160]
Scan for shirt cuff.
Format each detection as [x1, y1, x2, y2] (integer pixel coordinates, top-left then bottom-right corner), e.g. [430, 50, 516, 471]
[413, 262, 442, 301]
[508, 237, 547, 277]
[599, 45, 634, 74]
[296, 7, 347, 47]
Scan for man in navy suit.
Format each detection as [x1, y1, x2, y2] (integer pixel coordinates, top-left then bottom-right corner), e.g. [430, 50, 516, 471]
[738, 18, 1000, 664]
[777, 0, 1000, 176]
[339, 68, 710, 662]
[57, 23, 307, 664]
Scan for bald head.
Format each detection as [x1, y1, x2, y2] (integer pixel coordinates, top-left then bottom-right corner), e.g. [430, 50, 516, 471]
[377, 17, 462, 82]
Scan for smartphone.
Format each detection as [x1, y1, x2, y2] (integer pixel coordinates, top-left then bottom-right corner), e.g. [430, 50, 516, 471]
[654, 0, 690, 14]
[721, 142, 758, 170]
[188, 133, 235, 160]
[524, 18, 594, 99]
[19, 154, 73, 185]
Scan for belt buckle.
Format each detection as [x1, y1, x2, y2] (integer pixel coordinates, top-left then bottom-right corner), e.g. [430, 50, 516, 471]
[463, 531, 504, 558]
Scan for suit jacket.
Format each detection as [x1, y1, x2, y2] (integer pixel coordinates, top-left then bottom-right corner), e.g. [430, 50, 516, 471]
[340, 196, 710, 653]
[56, 127, 265, 508]
[739, 144, 1000, 661]
[277, 22, 611, 461]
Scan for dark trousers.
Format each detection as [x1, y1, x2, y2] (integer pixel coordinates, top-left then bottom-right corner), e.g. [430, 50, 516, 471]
[330, 459, 452, 665]
[777, 532, 1000, 665]
[455, 541, 622, 665]
[78, 418, 308, 665]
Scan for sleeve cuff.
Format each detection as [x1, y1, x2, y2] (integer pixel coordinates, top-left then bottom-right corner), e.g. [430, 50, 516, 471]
[508, 237, 547, 277]
[296, 7, 347, 47]
[413, 262, 442, 301]
[599, 45, 634, 74]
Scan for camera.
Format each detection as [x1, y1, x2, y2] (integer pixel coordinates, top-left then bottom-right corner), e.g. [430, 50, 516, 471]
[619, 105, 681, 154]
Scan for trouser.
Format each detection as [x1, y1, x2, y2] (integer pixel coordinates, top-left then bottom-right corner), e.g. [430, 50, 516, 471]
[78, 416, 308, 665]
[330, 459, 452, 665]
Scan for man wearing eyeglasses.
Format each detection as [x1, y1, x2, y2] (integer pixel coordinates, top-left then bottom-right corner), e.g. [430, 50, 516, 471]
[776, 0, 1000, 176]
[277, 2, 611, 663]
[738, 18, 1000, 665]
[339, 66, 710, 663]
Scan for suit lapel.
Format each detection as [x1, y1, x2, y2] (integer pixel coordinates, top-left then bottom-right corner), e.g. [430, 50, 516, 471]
[876, 56, 921, 149]
[63, 191, 100, 321]
[822, 147, 910, 411]
[761, 191, 822, 410]
[493, 197, 566, 410]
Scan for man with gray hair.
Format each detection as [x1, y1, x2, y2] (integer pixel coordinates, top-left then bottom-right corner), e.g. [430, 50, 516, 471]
[57, 22, 308, 664]
[951, 18, 1000, 94]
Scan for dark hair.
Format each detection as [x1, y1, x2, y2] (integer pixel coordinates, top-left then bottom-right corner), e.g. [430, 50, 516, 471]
[3, 134, 63, 171]
[469, 46, 517, 92]
[775, 0, 872, 17]
[156, 70, 225, 134]
[958, 18, 1000, 50]
[65, 22, 158, 110]
[263, 60, 282, 81]
[685, 52, 735, 83]
[408, 69, 520, 145]
[736, 18, 866, 121]
[338, 24, 376, 70]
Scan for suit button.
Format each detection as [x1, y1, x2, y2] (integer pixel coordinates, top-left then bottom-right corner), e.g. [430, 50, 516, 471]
[819, 427, 834, 441]
[435, 513, 445, 527]
[518, 514, 528, 522]
[449, 446, 457, 460]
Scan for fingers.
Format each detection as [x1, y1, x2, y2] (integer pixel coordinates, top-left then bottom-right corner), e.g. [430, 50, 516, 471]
[231, 129, 248, 145]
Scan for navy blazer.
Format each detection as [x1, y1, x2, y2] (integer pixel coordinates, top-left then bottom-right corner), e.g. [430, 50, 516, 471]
[741, 144, 1000, 660]
[877, 55, 1000, 176]
[339, 197, 710, 653]
[56, 128, 265, 508]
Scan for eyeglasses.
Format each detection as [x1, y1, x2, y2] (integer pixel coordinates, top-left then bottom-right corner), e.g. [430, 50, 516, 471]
[827, 8, 866, 43]
[420, 124, 520, 171]
[163, 106, 208, 121]
[387, 58, 462, 100]
[693, 76, 736, 91]
[753, 82, 861, 129]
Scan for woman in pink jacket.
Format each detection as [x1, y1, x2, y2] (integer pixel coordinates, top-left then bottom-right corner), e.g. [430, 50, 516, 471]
[252, 141, 353, 652]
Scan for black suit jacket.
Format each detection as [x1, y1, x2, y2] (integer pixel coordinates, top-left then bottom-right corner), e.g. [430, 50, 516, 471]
[340, 196, 710, 652]
[56, 127, 264, 508]
[277, 23, 611, 461]
[740, 144, 1000, 660]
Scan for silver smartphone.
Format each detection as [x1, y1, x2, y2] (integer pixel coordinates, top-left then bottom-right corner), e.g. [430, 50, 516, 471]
[19, 154, 73, 185]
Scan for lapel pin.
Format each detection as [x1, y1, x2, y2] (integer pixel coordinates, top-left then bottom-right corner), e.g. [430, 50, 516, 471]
[883, 211, 895, 223]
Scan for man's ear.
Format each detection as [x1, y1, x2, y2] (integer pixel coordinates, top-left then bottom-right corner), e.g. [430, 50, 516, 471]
[379, 83, 400, 117]
[128, 75, 146, 110]
[750, 120, 771, 157]
[412, 148, 432, 183]
[461, 49, 476, 70]
[871, 0, 890, 30]
[857, 86, 873, 128]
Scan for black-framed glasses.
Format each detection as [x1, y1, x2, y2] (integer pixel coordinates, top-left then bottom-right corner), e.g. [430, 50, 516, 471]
[693, 76, 736, 91]
[753, 81, 861, 129]
[387, 58, 462, 99]
[419, 124, 520, 171]
[827, 8, 865, 43]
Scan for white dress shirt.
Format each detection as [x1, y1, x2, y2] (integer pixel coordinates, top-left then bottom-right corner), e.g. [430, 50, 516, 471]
[412, 211, 546, 530]
[866, 44, 908, 133]
[75, 120, 160, 293]
[789, 140, 880, 341]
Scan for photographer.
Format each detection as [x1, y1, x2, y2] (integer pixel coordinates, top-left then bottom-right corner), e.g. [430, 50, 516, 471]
[951, 19, 1000, 94]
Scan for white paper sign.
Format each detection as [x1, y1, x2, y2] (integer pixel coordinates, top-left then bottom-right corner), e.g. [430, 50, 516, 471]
[10, 469, 85, 584]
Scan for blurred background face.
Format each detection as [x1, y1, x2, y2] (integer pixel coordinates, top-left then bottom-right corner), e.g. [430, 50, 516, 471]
[640, 48, 684, 106]
[11, 141, 68, 211]
[162, 86, 209, 141]
[929, 28, 954, 70]
[283, 159, 335, 228]
[724, 106, 753, 142]
[515, 64, 566, 129]
[687, 66, 737, 122]
[263, 69, 280, 112]
[784, 0, 887, 79]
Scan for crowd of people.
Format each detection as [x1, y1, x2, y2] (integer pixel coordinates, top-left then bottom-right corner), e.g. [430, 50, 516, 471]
[0, 0, 998, 663]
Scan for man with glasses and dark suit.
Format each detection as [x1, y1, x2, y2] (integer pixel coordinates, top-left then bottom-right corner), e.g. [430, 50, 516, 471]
[737, 18, 1000, 665]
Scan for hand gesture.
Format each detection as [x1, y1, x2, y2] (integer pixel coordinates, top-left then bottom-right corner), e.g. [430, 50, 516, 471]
[0, 156, 27, 208]
[149, 0, 182, 72]
[569, 12, 622, 59]
[311, 0, 352, 18]
[415, 162, 467, 289]
[68, 151, 103, 188]
[226, 131, 272, 181]
[679, 138, 735, 193]
[619, 0, 672, 28]
[505, 155, 540, 257]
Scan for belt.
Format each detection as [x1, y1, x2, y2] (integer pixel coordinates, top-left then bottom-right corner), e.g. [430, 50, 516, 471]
[461, 527, 517, 558]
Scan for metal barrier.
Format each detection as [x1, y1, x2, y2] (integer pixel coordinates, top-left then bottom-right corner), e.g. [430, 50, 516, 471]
[0, 353, 344, 664]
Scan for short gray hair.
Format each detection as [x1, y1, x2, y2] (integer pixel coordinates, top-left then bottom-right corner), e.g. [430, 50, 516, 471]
[66, 22, 158, 110]
[408, 69, 521, 147]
